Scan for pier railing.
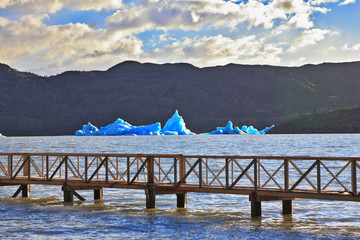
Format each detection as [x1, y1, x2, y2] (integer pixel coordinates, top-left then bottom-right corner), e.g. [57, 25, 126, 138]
[1, 153, 360, 199]
[2, 153, 360, 217]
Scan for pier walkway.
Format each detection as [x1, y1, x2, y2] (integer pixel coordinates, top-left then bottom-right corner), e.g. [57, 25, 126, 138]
[1, 153, 360, 217]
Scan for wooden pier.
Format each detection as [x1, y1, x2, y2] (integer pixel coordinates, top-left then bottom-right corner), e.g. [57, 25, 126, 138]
[1, 153, 360, 218]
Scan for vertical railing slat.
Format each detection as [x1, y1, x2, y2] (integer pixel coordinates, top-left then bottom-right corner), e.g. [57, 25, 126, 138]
[174, 157, 177, 184]
[85, 156, 88, 183]
[284, 159, 289, 192]
[46, 156, 49, 181]
[127, 157, 130, 184]
[225, 158, 229, 189]
[8, 155, 13, 179]
[199, 158, 202, 188]
[317, 160, 321, 194]
[352, 160, 357, 195]
[254, 159, 258, 191]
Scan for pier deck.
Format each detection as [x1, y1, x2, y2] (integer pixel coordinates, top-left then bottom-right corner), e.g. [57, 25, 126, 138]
[1, 153, 359, 217]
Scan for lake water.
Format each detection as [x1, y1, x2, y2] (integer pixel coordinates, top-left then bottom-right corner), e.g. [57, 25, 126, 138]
[1, 134, 360, 239]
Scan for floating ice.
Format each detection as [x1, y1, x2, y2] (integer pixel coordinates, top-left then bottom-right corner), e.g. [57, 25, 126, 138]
[75, 119, 161, 136]
[258, 125, 275, 134]
[204, 122, 274, 135]
[0, 133, 4, 137]
[74, 110, 274, 136]
[241, 125, 275, 134]
[75, 122, 98, 136]
[203, 121, 244, 135]
[160, 110, 194, 135]
[98, 119, 160, 136]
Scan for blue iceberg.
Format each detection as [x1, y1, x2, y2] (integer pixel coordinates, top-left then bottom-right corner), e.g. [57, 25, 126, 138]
[75, 110, 274, 136]
[258, 125, 275, 134]
[160, 110, 194, 135]
[241, 125, 275, 134]
[203, 121, 244, 135]
[96, 119, 161, 136]
[75, 119, 161, 136]
[204, 122, 274, 135]
[75, 110, 194, 136]
[75, 122, 98, 136]
[0, 133, 5, 137]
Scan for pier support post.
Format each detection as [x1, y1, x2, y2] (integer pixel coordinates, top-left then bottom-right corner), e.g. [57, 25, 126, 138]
[62, 186, 74, 203]
[94, 188, 103, 200]
[282, 200, 293, 215]
[145, 156, 156, 209]
[21, 184, 29, 197]
[176, 193, 187, 208]
[250, 193, 261, 218]
[145, 185, 156, 209]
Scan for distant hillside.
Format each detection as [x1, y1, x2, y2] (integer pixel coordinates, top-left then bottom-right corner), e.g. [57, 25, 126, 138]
[275, 106, 360, 133]
[1, 61, 360, 136]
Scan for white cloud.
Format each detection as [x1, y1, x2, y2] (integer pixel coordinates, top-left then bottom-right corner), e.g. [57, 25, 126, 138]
[0, 14, 142, 75]
[0, 0, 357, 75]
[143, 34, 284, 67]
[287, 29, 336, 52]
[106, 0, 329, 34]
[0, 0, 124, 13]
[338, 0, 356, 6]
[342, 43, 360, 51]
[310, 0, 340, 4]
[298, 57, 306, 63]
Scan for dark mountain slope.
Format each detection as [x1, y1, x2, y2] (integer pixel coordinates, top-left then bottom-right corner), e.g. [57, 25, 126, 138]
[275, 106, 360, 133]
[0, 61, 360, 136]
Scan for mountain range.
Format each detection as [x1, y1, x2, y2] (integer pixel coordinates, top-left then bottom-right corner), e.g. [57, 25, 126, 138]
[1, 61, 360, 136]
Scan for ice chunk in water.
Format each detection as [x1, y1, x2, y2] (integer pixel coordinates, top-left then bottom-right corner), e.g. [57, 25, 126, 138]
[204, 121, 245, 135]
[75, 122, 98, 136]
[75, 119, 161, 136]
[205, 122, 274, 134]
[160, 110, 194, 135]
[74, 110, 273, 136]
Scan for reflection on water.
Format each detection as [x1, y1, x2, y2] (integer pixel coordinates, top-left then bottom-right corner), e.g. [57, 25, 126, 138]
[1, 134, 360, 239]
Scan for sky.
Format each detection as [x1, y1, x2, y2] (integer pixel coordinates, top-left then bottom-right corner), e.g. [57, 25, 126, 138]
[0, 0, 359, 76]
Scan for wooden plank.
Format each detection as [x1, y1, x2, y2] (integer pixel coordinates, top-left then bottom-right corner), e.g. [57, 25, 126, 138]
[225, 158, 229, 189]
[147, 157, 154, 184]
[352, 160, 357, 195]
[8, 155, 12, 178]
[254, 159, 258, 191]
[284, 159, 289, 192]
[317, 160, 321, 194]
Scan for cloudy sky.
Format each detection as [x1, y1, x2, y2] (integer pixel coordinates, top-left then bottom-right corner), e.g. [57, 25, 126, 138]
[0, 0, 359, 75]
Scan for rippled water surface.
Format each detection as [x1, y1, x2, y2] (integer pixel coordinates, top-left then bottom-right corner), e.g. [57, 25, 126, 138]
[1, 134, 360, 239]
